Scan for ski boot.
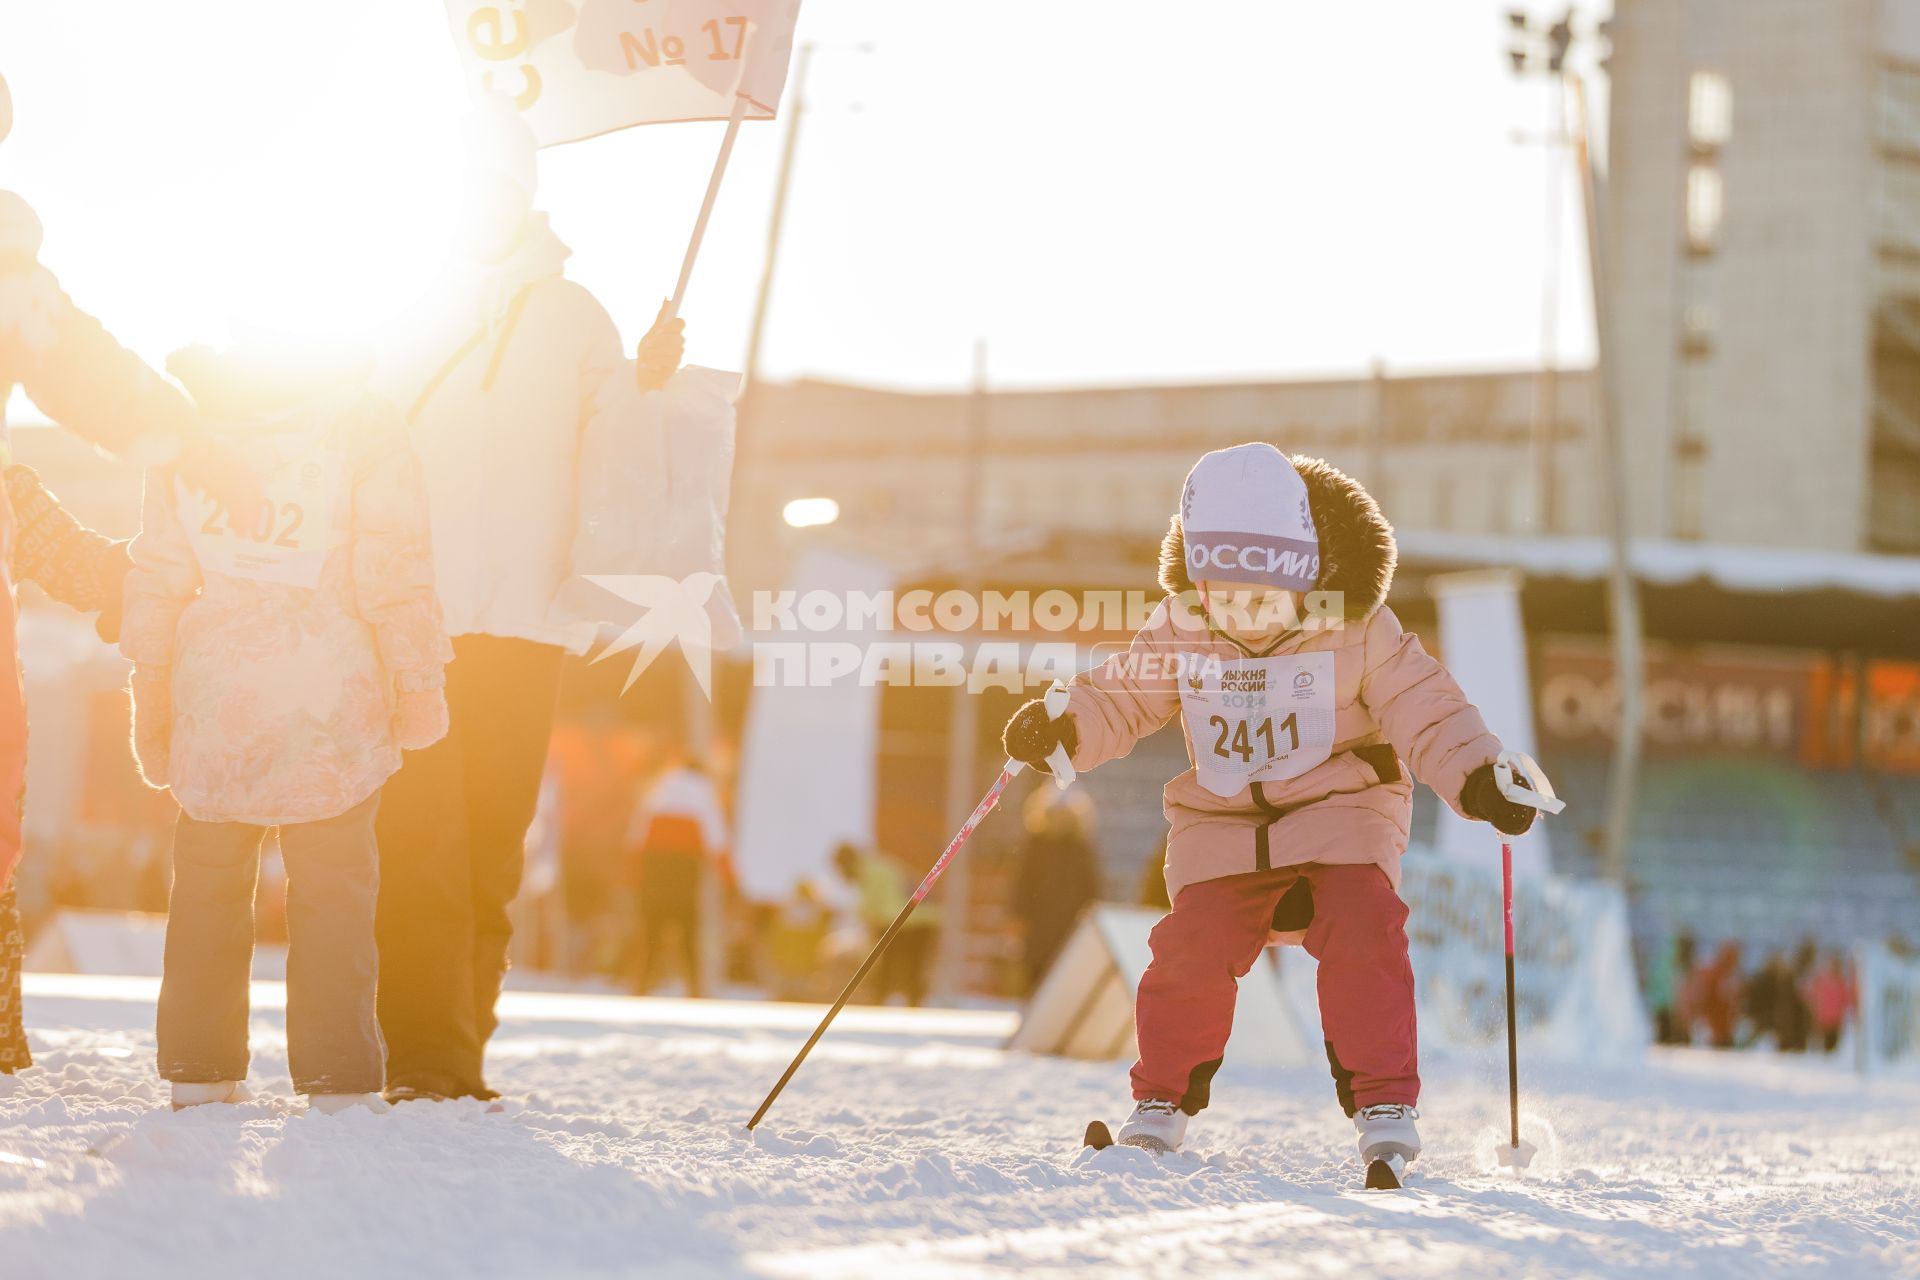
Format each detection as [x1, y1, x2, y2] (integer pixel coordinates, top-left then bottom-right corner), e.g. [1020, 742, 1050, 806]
[1115, 1099, 1188, 1154]
[1355, 1103, 1420, 1189]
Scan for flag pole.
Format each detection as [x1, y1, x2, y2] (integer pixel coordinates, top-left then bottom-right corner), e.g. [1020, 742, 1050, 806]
[667, 93, 752, 319]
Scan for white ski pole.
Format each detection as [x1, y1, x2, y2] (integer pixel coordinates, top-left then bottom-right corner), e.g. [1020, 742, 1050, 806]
[747, 684, 1074, 1130]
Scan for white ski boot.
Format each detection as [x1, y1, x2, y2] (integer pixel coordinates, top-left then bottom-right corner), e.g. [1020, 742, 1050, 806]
[1115, 1099, 1188, 1154]
[307, 1093, 389, 1116]
[170, 1080, 253, 1111]
[1354, 1103, 1420, 1189]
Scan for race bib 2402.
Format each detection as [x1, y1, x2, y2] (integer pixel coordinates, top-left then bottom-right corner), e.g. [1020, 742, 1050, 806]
[179, 441, 342, 589]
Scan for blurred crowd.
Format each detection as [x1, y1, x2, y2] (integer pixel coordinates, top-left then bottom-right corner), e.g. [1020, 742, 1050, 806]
[1644, 932, 1870, 1054]
[505, 713, 1115, 1005]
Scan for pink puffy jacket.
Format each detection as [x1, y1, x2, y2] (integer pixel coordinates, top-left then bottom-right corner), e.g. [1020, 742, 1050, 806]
[121, 393, 452, 826]
[1063, 457, 1504, 935]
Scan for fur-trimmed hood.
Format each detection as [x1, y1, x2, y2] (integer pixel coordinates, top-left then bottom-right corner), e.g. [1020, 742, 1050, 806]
[1158, 453, 1397, 623]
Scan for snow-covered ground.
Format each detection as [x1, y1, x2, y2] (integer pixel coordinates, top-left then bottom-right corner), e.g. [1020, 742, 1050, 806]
[3, 974, 1917, 1279]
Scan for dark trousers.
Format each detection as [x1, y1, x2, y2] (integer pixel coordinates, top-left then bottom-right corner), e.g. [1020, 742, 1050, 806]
[636, 849, 704, 997]
[375, 634, 563, 1097]
[158, 794, 384, 1094]
[0, 886, 29, 1074]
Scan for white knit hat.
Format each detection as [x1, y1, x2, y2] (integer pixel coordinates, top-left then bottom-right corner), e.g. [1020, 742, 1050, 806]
[1180, 443, 1321, 593]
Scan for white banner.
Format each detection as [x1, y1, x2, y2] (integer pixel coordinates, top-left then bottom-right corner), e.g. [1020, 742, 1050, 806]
[444, 0, 803, 146]
[1398, 854, 1646, 1059]
[1273, 854, 1647, 1063]
[732, 548, 891, 902]
[1431, 570, 1555, 876]
[1856, 941, 1920, 1074]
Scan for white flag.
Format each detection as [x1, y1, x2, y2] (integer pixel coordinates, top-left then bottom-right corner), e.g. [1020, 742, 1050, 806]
[444, 0, 803, 147]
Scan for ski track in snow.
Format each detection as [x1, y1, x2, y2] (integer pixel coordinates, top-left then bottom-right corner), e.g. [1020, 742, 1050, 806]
[2, 980, 1917, 1279]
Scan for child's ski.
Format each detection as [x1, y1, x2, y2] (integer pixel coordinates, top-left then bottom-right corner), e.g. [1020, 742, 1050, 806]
[1079, 1121, 1176, 1155]
[1364, 1155, 1406, 1190]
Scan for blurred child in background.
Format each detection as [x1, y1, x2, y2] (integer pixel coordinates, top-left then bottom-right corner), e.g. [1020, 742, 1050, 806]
[628, 752, 728, 997]
[1807, 953, 1856, 1054]
[834, 842, 939, 1007]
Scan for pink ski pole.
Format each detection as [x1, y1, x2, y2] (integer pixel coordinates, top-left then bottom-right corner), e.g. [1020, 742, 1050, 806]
[1501, 838, 1521, 1155]
[746, 686, 1075, 1130]
[1491, 752, 1564, 1171]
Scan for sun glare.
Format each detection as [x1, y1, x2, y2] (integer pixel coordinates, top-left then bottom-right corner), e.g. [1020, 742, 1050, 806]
[189, 84, 464, 347]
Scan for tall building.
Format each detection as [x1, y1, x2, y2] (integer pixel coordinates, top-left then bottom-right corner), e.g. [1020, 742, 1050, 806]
[1606, 0, 1920, 551]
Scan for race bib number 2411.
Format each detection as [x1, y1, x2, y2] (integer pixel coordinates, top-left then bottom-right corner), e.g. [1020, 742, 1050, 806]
[1179, 650, 1338, 799]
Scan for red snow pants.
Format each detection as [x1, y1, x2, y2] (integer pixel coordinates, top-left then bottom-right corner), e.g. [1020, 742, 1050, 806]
[1130, 863, 1418, 1115]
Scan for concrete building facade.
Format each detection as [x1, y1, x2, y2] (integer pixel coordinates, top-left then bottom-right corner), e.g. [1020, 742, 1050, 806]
[1606, 0, 1920, 551]
[735, 367, 1602, 588]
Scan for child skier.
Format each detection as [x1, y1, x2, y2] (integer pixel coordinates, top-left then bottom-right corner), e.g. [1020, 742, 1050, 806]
[121, 344, 452, 1113]
[1001, 443, 1537, 1178]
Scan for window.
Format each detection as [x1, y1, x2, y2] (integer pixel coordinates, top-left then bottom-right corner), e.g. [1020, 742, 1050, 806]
[1689, 71, 1733, 150]
[1687, 165, 1724, 253]
[1880, 160, 1920, 253]
[1878, 67, 1920, 154]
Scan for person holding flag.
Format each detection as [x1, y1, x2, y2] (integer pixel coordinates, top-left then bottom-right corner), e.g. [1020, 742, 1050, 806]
[374, 0, 803, 1104]
[370, 97, 694, 1103]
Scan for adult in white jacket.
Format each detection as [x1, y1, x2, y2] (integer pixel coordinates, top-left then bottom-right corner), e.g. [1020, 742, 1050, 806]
[374, 102, 686, 1102]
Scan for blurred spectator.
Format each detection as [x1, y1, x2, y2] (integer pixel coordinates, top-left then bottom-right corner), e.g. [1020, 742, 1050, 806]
[1773, 939, 1816, 1053]
[1649, 930, 1696, 1045]
[1011, 789, 1101, 993]
[547, 708, 648, 975]
[760, 881, 833, 1002]
[1807, 953, 1856, 1054]
[628, 753, 728, 997]
[1690, 941, 1744, 1049]
[1741, 952, 1786, 1048]
[833, 842, 937, 1007]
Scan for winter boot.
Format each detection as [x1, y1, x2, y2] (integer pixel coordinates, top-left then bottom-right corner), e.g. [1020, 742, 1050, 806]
[170, 1080, 252, 1111]
[1116, 1099, 1188, 1154]
[308, 1092, 388, 1116]
[1354, 1103, 1420, 1187]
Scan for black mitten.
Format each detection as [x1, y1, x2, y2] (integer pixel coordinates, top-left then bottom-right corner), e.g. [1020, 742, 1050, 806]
[1002, 699, 1078, 773]
[1460, 763, 1537, 837]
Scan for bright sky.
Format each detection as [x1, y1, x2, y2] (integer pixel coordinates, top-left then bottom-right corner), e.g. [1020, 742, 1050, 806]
[0, 1, 1603, 398]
